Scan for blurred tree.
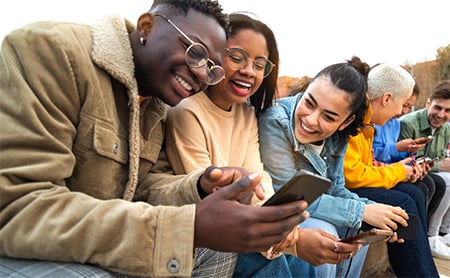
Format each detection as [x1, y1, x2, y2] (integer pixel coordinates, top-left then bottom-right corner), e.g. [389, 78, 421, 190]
[435, 44, 450, 80]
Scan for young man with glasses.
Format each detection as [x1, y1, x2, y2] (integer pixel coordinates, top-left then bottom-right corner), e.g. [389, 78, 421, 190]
[0, 1, 309, 277]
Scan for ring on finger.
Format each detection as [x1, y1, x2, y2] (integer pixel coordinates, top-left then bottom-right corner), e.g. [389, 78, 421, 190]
[412, 144, 416, 149]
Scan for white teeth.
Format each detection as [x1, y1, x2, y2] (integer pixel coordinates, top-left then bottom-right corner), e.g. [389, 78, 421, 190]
[175, 75, 193, 91]
[234, 80, 251, 88]
[301, 122, 315, 132]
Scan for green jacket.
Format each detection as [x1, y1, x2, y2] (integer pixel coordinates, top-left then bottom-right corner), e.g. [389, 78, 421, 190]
[0, 15, 202, 277]
[399, 108, 450, 171]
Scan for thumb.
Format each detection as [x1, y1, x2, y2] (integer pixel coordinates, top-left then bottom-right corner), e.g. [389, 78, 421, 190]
[399, 157, 413, 165]
[220, 172, 261, 200]
[202, 166, 224, 183]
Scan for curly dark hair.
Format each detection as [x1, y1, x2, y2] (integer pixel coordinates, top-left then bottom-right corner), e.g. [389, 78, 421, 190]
[312, 55, 370, 142]
[150, 0, 229, 34]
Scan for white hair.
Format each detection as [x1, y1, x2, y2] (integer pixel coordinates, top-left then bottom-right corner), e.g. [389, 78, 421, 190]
[367, 64, 415, 101]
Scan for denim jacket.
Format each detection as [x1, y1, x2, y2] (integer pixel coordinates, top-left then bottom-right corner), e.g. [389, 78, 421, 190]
[258, 94, 373, 228]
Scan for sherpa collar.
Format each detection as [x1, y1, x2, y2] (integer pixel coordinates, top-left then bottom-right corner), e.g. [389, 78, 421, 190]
[92, 15, 140, 201]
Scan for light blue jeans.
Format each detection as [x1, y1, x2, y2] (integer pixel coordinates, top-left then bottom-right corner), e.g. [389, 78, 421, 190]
[234, 218, 368, 278]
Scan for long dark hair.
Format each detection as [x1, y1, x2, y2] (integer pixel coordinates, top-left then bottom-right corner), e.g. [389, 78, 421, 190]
[228, 13, 279, 115]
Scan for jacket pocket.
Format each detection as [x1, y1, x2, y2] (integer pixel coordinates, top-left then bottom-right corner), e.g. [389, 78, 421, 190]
[140, 132, 163, 164]
[93, 121, 128, 164]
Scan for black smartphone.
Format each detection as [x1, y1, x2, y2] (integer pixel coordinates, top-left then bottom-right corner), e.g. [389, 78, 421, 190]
[263, 170, 331, 206]
[396, 213, 418, 240]
[340, 228, 393, 245]
[360, 213, 418, 241]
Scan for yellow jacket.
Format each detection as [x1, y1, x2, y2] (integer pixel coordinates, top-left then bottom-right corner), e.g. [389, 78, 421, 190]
[344, 106, 407, 189]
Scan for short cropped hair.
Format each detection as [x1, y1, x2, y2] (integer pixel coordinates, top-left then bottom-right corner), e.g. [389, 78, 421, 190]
[367, 64, 415, 101]
[430, 80, 450, 102]
[150, 0, 229, 34]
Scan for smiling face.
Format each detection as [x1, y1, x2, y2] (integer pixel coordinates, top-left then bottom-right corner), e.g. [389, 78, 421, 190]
[207, 28, 269, 110]
[426, 98, 450, 128]
[401, 94, 417, 116]
[133, 10, 226, 106]
[294, 77, 355, 144]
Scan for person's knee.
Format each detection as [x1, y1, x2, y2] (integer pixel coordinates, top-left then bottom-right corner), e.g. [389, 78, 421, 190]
[299, 217, 338, 236]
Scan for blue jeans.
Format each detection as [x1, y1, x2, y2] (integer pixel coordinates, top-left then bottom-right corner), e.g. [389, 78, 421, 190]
[233, 253, 316, 278]
[351, 182, 439, 277]
[233, 218, 369, 278]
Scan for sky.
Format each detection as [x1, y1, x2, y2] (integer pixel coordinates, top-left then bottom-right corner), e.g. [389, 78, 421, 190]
[1, 0, 449, 77]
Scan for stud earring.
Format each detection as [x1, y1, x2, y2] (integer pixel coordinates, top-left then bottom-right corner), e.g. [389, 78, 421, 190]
[140, 37, 146, 46]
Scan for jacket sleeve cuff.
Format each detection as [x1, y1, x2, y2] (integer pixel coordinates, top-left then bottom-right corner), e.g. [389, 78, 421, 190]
[153, 204, 196, 277]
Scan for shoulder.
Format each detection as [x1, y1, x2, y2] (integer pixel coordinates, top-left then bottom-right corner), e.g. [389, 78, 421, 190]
[237, 101, 256, 115]
[379, 118, 399, 130]
[5, 20, 92, 55]
[401, 109, 425, 122]
[441, 122, 450, 132]
[260, 95, 300, 120]
[170, 92, 207, 112]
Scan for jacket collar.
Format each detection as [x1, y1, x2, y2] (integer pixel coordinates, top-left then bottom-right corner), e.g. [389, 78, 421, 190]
[91, 15, 142, 201]
[417, 108, 434, 133]
[91, 15, 137, 92]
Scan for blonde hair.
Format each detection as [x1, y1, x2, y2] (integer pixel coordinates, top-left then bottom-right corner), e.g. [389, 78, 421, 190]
[367, 64, 415, 101]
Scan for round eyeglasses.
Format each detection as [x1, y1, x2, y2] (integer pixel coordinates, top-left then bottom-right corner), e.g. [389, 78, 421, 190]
[225, 48, 275, 78]
[154, 13, 225, 86]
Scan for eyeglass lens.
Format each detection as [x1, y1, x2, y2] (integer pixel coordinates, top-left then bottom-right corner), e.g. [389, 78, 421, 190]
[186, 44, 224, 85]
[154, 13, 225, 85]
[226, 48, 274, 78]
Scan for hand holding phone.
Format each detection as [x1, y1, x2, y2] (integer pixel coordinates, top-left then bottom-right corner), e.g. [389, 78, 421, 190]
[340, 228, 393, 245]
[415, 156, 434, 166]
[360, 213, 418, 241]
[395, 214, 418, 240]
[413, 135, 434, 145]
[263, 170, 331, 206]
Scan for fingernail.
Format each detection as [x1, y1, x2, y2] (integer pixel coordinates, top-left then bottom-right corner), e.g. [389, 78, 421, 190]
[249, 173, 260, 180]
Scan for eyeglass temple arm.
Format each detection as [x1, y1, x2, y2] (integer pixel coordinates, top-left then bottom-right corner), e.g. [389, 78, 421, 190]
[153, 13, 196, 45]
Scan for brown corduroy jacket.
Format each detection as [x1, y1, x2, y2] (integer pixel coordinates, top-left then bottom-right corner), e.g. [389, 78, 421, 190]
[0, 15, 203, 277]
